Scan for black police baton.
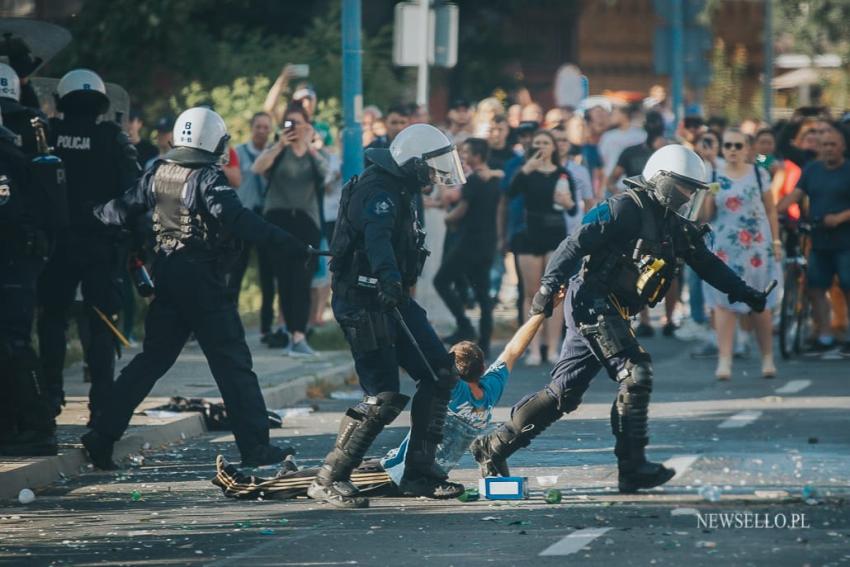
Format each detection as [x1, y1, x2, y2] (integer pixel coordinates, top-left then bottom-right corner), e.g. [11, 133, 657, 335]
[307, 246, 333, 257]
[305, 246, 333, 268]
[391, 307, 439, 383]
[764, 280, 778, 298]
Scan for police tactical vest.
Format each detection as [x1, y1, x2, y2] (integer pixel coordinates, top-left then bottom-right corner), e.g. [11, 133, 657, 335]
[330, 169, 426, 292]
[584, 189, 682, 312]
[151, 163, 210, 253]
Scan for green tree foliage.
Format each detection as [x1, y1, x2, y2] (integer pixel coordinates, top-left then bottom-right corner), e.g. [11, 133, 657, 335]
[49, 0, 410, 138]
[704, 39, 749, 122]
[776, 0, 850, 58]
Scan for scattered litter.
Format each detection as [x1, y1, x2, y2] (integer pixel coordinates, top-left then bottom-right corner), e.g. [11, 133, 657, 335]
[142, 442, 151, 450]
[279, 519, 289, 526]
[330, 390, 363, 400]
[670, 508, 699, 516]
[458, 489, 479, 502]
[128, 454, 145, 467]
[697, 485, 721, 502]
[130, 490, 142, 502]
[801, 485, 817, 499]
[507, 520, 531, 526]
[271, 407, 315, 419]
[140, 410, 182, 418]
[807, 437, 818, 444]
[804, 498, 819, 506]
[754, 490, 789, 499]
[17, 489, 35, 505]
[259, 528, 275, 535]
[480, 516, 500, 521]
[696, 541, 717, 549]
[536, 475, 559, 487]
[544, 489, 562, 504]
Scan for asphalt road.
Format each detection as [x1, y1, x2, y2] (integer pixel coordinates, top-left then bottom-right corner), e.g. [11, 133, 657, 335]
[2, 335, 849, 566]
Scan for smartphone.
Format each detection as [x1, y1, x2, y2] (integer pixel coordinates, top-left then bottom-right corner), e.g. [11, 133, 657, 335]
[283, 120, 295, 133]
[290, 64, 310, 78]
[525, 146, 541, 161]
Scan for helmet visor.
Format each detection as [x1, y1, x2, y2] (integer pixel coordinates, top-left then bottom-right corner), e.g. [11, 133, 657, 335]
[425, 147, 466, 185]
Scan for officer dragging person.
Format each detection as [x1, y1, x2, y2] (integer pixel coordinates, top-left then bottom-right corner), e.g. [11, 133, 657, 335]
[472, 145, 776, 493]
[307, 124, 469, 508]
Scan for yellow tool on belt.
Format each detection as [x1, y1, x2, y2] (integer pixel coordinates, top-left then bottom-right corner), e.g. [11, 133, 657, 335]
[92, 305, 131, 348]
[636, 257, 668, 305]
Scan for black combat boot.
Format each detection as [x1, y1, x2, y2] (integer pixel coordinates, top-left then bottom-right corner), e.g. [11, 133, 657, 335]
[399, 439, 464, 498]
[3, 348, 57, 456]
[471, 390, 562, 477]
[611, 396, 675, 493]
[308, 392, 409, 508]
[81, 430, 118, 470]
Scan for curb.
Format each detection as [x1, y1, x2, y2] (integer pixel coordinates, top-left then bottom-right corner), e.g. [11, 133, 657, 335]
[0, 357, 354, 501]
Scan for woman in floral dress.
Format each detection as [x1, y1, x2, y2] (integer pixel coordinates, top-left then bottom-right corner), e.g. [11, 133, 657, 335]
[703, 128, 782, 380]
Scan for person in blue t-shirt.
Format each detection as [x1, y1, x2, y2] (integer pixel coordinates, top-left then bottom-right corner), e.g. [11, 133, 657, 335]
[778, 126, 850, 357]
[212, 288, 567, 500]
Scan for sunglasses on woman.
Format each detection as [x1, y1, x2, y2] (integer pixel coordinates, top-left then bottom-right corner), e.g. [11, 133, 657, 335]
[700, 138, 715, 148]
[723, 142, 744, 150]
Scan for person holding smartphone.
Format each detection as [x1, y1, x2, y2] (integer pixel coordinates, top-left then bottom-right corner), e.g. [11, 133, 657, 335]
[508, 129, 576, 365]
[252, 103, 327, 356]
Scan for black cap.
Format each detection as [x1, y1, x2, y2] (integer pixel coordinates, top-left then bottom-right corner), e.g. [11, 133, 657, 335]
[154, 116, 175, 133]
[449, 98, 471, 110]
[516, 120, 539, 134]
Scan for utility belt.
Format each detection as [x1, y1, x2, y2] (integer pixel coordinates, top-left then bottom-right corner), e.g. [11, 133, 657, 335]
[0, 225, 50, 261]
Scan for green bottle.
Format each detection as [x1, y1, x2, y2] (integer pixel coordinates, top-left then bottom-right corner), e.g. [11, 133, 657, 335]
[458, 488, 479, 502]
[544, 488, 562, 504]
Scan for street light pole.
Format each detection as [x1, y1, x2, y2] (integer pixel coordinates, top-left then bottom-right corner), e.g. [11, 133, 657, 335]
[416, 0, 429, 110]
[763, 0, 773, 122]
[341, 0, 364, 182]
[671, 0, 684, 127]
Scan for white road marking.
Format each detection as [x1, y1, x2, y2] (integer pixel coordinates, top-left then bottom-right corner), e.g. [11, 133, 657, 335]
[663, 454, 700, 481]
[718, 410, 763, 429]
[539, 527, 612, 556]
[775, 380, 812, 394]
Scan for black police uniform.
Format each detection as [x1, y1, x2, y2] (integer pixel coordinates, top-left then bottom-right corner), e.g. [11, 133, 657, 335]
[36, 114, 140, 423]
[83, 157, 306, 469]
[0, 122, 66, 455]
[473, 187, 767, 492]
[309, 149, 461, 507]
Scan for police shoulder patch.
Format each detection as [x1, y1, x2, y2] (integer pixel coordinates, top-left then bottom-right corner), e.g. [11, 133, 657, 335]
[366, 192, 395, 218]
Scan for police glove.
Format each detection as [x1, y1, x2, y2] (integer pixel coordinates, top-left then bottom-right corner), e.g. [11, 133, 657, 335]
[529, 284, 556, 318]
[728, 280, 777, 313]
[377, 279, 405, 310]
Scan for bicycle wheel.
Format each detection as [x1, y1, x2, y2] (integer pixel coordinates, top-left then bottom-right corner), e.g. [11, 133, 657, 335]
[779, 266, 800, 359]
[793, 279, 812, 355]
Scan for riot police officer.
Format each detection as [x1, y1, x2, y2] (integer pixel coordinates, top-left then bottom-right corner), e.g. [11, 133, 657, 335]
[0, 108, 67, 455]
[81, 107, 308, 470]
[307, 124, 467, 508]
[36, 69, 140, 423]
[472, 145, 774, 493]
[0, 63, 42, 154]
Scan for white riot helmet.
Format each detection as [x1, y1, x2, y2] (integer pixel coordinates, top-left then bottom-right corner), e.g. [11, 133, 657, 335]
[0, 63, 20, 102]
[164, 106, 230, 166]
[56, 68, 109, 115]
[639, 144, 709, 220]
[389, 123, 466, 186]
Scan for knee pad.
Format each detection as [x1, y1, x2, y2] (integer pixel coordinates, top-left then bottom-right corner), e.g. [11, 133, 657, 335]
[617, 360, 653, 394]
[351, 392, 410, 426]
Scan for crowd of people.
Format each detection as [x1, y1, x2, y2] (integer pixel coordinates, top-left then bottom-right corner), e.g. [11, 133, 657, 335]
[3, 54, 849, 466]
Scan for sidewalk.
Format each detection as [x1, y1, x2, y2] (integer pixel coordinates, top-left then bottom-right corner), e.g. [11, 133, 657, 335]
[0, 334, 354, 500]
